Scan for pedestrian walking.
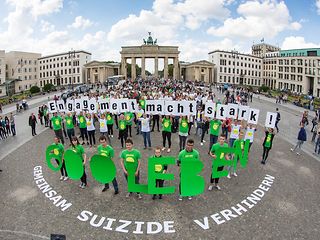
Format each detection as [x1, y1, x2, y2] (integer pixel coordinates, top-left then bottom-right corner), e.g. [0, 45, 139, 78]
[291, 123, 307, 155]
[29, 113, 37, 136]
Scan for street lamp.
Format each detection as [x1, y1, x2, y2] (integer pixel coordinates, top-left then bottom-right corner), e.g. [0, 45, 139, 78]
[68, 50, 76, 90]
[231, 49, 239, 87]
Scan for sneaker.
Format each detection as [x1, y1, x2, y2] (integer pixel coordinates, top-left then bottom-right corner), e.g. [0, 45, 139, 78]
[227, 174, 231, 179]
[102, 186, 109, 192]
[162, 147, 166, 151]
[81, 184, 86, 189]
[63, 176, 69, 181]
[297, 152, 301, 156]
[126, 192, 132, 198]
[167, 148, 171, 153]
[152, 195, 156, 200]
[114, 190, 119, 195]
[138, 194, 142, 199]
[111, 135, 113, 138]
[290, 148, 294, 152]
[215, 185, 221, 190]
[233, 173, 237, 177]
[87, 142, 90, 145]
[82, 142, 85, 145]
[188, 196, 192, 200]
[60, 176, 64, 181]
[178, 196, 183, 201]
[159, 195, 162, 199]
[208, 185, 213, 191]
[200, 142, 204, 146]
[203, 140, 206, 143]
[79, 183, 83, 188]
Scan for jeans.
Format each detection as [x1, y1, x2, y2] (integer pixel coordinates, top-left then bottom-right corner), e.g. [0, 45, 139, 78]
[88, 130, 96, 146]
[293, 140, 304, 153]
[104, 178, 119, 192]
[55, 159, 68, 177]
[209, 135, 218, 152]
[229, 138, 236, 147]
[54, 129, 64, 144]
[67, 128, 75, 142]
[80, 128, 88, 142]
[179, 135, 187, 151]
[162, 131, 172, 148]
[262, 147, 271, 163]
[315, 137, 320, 154]
[142, 131, 151, 148]
[11, 124, 16, 136]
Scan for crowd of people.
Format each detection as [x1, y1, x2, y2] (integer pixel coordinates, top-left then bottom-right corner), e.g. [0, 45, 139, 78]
[43, 78, 278, 200]
[0, 112, 16, 140]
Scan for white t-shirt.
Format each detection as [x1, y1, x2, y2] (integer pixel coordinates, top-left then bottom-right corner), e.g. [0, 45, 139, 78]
[86, 117, 95, 131]
[139, 118, 150, 132]
[230, 124, 241, 139]
[245, 128, 255, 143]
[99, 118, 107, 133]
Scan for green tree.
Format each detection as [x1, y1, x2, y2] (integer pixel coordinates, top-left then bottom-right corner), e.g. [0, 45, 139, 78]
[43, 83, 54, 92]
[30, 86, 40, 94]
[258, 85, 270, 93]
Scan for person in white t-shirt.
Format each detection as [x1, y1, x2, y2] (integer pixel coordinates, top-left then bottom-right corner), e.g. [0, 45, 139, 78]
[99, 113, 108, 136]
[139, 113, 151, 149]
[86, 113, 96, 147]
[229, 119, 241, 147]
[244, 124, 257, 151]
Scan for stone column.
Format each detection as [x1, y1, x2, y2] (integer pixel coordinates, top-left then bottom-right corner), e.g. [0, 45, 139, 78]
[131, 57, 136, 80]
[164, 57, 168, 79]
[173, 57, 179, 80]
[154, 57, 158, 78]
[121, 57, 127, 79]
[141, 56, 146, 80]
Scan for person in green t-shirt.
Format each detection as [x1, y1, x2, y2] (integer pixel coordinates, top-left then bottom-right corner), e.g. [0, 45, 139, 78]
[178, 139, 200, 201]
[51, 112, 64, 144]
[106, 112, 114, 138]
[161, 115, 173, 153]
[179, 116, 189, 151]
[150, 147, 168, 200]
[65, 112, 75, 143]
[261, 128, 275, 165]
[209, 134, 230, 191]
[209, 119, 222, 153]
[118, 114, 128, 148]
[98, 135, 119, 194]
[51, 137, 68, 181]
[139, 98, 146, 110]
[228, 131, 245, 178]
[78, 112, 89, 145]
[125, 112, 134, 137]
[119, 138, 142, 199]
[70, 136, 87, 188]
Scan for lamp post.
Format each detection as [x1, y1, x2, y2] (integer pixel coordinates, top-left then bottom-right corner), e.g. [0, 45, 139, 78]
[68, 50, 76, 90]
[231, 49, 238, 87]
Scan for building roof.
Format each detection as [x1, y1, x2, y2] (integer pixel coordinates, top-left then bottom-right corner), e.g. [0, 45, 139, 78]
[39, 50, 91, 60]
[208, 50, 263, 59]
[279, 48, 320, 57]
[84, 60, 120, 68]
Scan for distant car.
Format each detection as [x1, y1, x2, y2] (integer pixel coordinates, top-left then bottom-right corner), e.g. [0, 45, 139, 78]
[75, 85, 90, 94]
[61, 90, 74, 100]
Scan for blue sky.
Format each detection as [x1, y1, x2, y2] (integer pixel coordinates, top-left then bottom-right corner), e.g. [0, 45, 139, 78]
[0, 0, 320, 63]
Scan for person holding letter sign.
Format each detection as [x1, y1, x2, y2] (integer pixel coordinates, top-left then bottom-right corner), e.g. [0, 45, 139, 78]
[161, 116, 173, 153]
[78, 112, 89, 145]
[65, 112, 75, 143]
[51, 137, 68, 181]
[209, 134, 230, 190]
[51, 112, 64, 144]
[86, 113, 96, 147]
[70, 136, 87, 188]
[118, 114, 128, 148]
[261, 128, 276, 165]
[209, 118, 222, 153]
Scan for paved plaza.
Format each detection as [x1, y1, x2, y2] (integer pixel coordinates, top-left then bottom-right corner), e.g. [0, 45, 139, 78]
[0, 91, 320, 240]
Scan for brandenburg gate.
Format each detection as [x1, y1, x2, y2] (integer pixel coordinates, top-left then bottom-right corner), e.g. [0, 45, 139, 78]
[120, 32, 180, 80]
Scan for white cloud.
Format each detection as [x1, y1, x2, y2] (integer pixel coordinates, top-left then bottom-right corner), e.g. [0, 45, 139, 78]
[68, 16, 93, 30]
[40, 20, 55, 32]
[317, 0, 320, 14]
[207, 0, 301, 39]
[107, 0, 231, 43]
[281, 36, 320, 50]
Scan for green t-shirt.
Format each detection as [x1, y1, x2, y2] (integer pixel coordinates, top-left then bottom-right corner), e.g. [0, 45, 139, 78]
[152, 156, 168, 173]
[139, 99, 146, 110]
[78, 115, 86, 129]
[178, 149, 200, 163]
[264, 133, 273, 148]
[162, 118, 172, 132]
[65, 116, 74, 129]
[119, 120, 127, 131]
[51, 116, 62, 131]
[97, 144, 114, 158]
[210, 120, 222, 136]
[233, 139, 245, 150]
[120, 149, 141, 171]
[52, 143, 64, 159]
[70, 144, 85, 162]
[125, 112, 133, 125]
[179, 119, 189, 133]
[210, 143, 228, 160]
[106, 114, 114, 125]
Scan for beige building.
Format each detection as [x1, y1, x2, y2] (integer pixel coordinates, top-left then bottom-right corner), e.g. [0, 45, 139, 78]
[252, 43, 280, 58]
[0, 50, 6, 97]
[263, 48, 320, 96]
[38, 50, 91, 88]
[120, 33, 180, 80]
[5, 51, 41, 93]
[209, 50, 263, 86]
[84, 61, 120, 84]
[180, 60, 214, 83]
